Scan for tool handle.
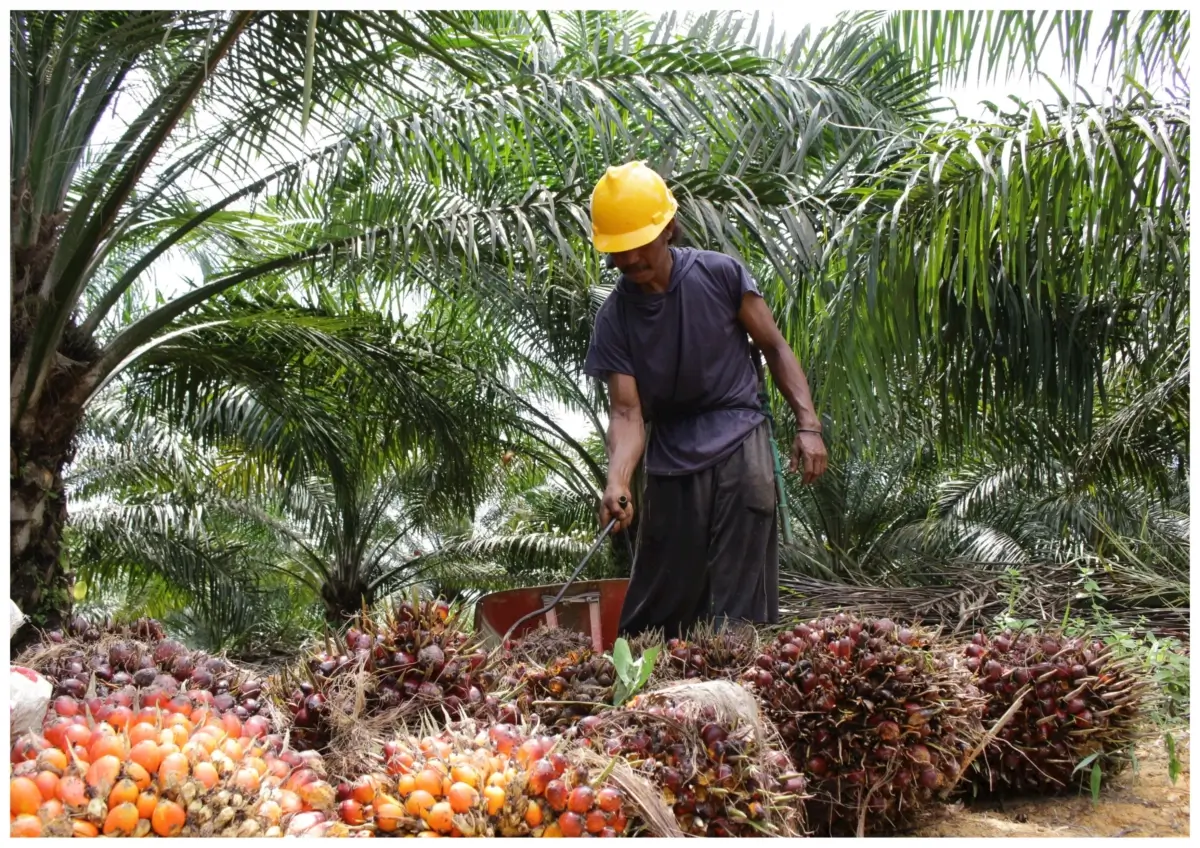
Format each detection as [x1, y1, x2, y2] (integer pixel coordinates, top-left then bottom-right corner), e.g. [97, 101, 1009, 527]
[499, 495, 629, 648]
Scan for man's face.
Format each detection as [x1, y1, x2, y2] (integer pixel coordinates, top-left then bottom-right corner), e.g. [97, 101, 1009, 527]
[609, 229, 669, 284]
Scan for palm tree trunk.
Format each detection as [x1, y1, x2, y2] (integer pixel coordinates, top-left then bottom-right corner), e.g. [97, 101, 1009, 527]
[10, 411, 83, 653]
[319, 577, 371, 627]
[10, 200, 99, 652]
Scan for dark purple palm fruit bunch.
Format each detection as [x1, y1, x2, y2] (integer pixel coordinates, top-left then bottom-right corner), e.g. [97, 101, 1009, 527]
[569, 690, 806, 837]
[749, 614, 985, 836]
[961, 628, 1147, 796]
[41, 614, 167, 645]
[495, 648, 617, 732]
[650, 623, 762, 685]
[284, 598, 496, 750]
[24, 623, 271, 737]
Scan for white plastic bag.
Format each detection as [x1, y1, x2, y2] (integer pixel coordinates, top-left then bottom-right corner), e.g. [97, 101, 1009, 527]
[10, 597, 26, 638]
[11, 665, 52, 740]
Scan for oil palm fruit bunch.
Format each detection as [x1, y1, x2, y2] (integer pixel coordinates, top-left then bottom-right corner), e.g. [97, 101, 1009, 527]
[506, 626, 593, 666]
[10, 694, 336, 837]
[572, 682, 806, 837]
[286, 599, 496, 751]
[364, 721, 631, 837]
[20, 630, 269, 730]
[42, 615, 167, 645]
[751, 615, 984, 836]
[654, 624, 762, 684]
[495, 649, 617, 731]
[961, 628, 1146, 795]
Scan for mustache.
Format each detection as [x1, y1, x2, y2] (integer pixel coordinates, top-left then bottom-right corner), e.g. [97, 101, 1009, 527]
[605, 255, 649, 274]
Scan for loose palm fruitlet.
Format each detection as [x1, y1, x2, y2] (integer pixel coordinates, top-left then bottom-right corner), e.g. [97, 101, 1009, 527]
[573, 684, 806, 837]
[287, 599, 496, 751]
[752, 615, 985, 836]
[496, 649, 617, 731]
[18, 626, 269, 729]
[11, 694, 336, 837]
[361, 721, 630, 837]
[962, 629, 1147, 795]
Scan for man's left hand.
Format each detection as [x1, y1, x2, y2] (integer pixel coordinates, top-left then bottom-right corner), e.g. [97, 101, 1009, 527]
[790, 431, 828, 485]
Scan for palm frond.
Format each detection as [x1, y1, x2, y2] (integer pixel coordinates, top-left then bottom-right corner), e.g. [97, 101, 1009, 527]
[884, 10, 1190, 90]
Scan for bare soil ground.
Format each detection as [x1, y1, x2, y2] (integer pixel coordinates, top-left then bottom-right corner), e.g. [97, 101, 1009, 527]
[912, 730, 1190, 838]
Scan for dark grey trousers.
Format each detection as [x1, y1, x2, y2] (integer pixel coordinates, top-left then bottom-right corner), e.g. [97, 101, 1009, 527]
[618, 422, 780, 640]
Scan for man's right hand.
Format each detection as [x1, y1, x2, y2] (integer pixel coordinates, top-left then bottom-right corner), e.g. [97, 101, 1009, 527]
[600, 483, 634, 533]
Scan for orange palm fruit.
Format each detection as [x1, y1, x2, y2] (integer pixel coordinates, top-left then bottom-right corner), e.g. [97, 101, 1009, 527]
[557, 812, 584, 838]
[36, 747, 68, 775]
[85, 755, 122, 797]
[193, 761, 219, 790]
[130, 738, 164, 772]
[37, 799, 65, 822]
[88, 734, 128, 764]
[125, 761, 152, 792]
[586, 810, 607, 834]
[220, 738, 245, 762]
[396, 774, 417, 797]
[448, 782, 479, 814]
[102, 802, 139, 836]
[106, 706, 133, 732]
[55, 774, 88, 808]
[71, 820, 99, 838]
[484, 785, 506, 816]
[157, 752, 190, 790]
[11, 814, 43, 838]
[151, 799, 186, 837]
[107, 777, 139, 809]
[64, 723, 92, 748]
[450, 765, 479, 789]
[233, 767, 260, 794]
[414, 769, 443, 797]
[426, 801, 455, 834]
[277, 789, 303, 815]
[525, 801, 544, 827]
[33, 770, 59, 802]
[339, 799, 366, 826]
[257, 800, 283, 826]
[137, 788, 159, 820]
[350, 776, 377, 805]
[406, 789, 436, 819]
[128, 723, 158, 747]
[375, 802, 404, 833]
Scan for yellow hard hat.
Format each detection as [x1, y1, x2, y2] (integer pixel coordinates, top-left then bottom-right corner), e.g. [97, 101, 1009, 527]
[589, 161, 678, 253]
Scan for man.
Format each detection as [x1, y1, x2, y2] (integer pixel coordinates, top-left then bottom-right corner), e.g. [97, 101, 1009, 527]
[583, 161, 828, 640]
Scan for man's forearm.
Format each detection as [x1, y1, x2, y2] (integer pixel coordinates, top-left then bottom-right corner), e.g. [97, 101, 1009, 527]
[762, 341, 821, 431]
[607, 409, 645, 487]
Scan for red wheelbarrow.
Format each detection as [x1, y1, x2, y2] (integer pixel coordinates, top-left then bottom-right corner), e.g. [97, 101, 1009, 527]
[473, 578, 630, 652]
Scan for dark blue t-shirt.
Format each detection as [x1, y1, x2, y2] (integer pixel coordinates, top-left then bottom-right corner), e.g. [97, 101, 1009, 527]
[583, 248, 765, 476]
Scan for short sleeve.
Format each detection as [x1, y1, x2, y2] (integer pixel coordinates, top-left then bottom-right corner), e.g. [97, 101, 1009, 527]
[583, 298, 635, 380]
[723, 256, 762, 310]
